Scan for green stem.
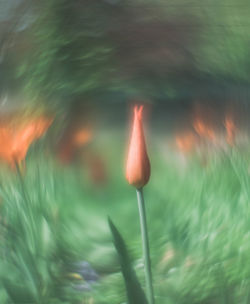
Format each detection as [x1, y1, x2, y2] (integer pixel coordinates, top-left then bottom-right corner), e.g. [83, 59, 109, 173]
[15, 161, 41, 301]
[15, 161, 36, 253]
[136, 188, 155, 304]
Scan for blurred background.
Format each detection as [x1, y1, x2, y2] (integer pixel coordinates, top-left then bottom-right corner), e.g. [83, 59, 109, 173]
[1, 0, 250, 303]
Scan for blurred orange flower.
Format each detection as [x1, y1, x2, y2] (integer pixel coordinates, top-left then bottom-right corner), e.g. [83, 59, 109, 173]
[73, 128, 92, 147]
[126, 105, 150, 188]
[193, 118, 216, 142]
[176, 131, 197, 153]
[58, 127, 93, 164]
[0, 115, 53, 168]
[86, 153, 108, 185]
[224, 115, 236, 146]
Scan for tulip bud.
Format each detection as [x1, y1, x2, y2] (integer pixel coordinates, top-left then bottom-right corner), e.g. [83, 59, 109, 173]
[126, 105, 150, 188]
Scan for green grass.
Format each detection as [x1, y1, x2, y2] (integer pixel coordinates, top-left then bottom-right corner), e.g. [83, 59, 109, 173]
[1, 135, 250, 303]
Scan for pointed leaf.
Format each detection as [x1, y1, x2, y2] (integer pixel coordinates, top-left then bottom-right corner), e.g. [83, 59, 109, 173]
[108, 217, 148, 304]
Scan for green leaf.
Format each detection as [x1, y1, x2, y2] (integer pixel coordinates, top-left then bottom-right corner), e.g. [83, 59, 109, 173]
[108, 217, 148, 304]
[2, 278, 36, 304]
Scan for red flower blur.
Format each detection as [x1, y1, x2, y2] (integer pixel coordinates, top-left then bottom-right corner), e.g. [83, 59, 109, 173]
[0, 115, 53, 168]
[225, 115, 236, 146]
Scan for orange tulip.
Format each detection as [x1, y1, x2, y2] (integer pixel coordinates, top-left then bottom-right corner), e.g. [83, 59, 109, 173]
[0, 115, 52, 168]
[126, 105, 150, 188]
[58, 127, 93, 164]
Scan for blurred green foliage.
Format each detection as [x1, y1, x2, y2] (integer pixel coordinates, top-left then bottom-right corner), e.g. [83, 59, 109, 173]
[16, 0, 117, 103]
[10, 0, 250, 105]
[1, 132, 250, 302]
[1, 0, 250, 302]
